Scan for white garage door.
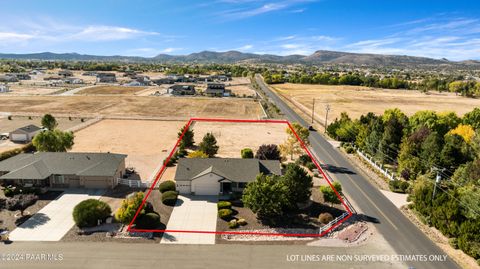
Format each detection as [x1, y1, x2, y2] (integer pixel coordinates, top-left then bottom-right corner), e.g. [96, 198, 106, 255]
[11, 133, 27, 141]
[176, 182, 191, 194]
[84, 179, 110, 189]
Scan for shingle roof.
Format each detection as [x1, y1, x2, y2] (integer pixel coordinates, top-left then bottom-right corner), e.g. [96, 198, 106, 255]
[0, 152, 126, 180]
[12, 125, 42, 134]
[175, 158, 282, 182]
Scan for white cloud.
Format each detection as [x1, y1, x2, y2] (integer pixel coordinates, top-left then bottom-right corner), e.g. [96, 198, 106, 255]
[217, 0, 316, 20]
[0, 32, 34, 42]
[70, 26, 158, 41]
[235, 44, 253, 51]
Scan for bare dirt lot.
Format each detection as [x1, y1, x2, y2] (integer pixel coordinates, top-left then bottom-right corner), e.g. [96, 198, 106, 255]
[1, 84, 66, 96]
[0, 96, 263, 119]
[192, 121, 287, 158]
[71, 119, 185, 181]
[76, 86, 147, 95]
[273, 83, 480, 121]
[227, 77, 256, 97]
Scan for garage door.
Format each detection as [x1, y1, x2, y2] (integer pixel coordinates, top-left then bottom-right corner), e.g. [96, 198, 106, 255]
[176, 182, 191, 194]
[194, 182, 219, 195]
[84, 179, 110, 189]
[11, 133, 27, 141]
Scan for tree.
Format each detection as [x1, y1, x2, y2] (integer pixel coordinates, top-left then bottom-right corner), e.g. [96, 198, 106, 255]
[448, 124, 475, 144]
[282, 163, 313, 205]
[32, 129, 74, 152]
[463, 108, 480, 130]
[241, 148, 254, 158]
[187, 150, 209, 158]
[279, 136, 302, 160]
[198, 132, 219, 157]
[242, 174, 290, 220]
[115, 192, 145, 224]
[440, 134, 469, 170]
[287, 123, 310, 145]
[6, 194, 38, 216]
[320, 181, 343, 206]
[41, 114, 58, 131]
[255, 144, 281, 160]
[178, 125, 194, 148]
[420, 131, 443, 169]
[73, 199, 112, 228]
[378, 116, 404, 164]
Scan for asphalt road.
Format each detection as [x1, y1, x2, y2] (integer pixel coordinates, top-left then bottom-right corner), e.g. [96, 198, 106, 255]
[255, 74, 460, 269]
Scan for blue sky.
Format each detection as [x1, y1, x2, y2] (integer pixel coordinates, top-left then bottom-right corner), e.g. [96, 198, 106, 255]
[1, 0, 480, 60]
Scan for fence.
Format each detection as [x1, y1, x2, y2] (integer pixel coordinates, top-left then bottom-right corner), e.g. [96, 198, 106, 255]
[117, 178, 150, 188]
[356, 147, 399, 181]
[319, 211, 350, 235]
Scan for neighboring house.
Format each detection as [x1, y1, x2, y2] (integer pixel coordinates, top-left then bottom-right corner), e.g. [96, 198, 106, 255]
[205, 83, 231, 97]
[96, 73, 117, 83]
[0, 75, 19, 83]
[43, 75, 63, 81]
[9, 125, 42, 143]
[168, 85, 196, 96]
[82, 71, 97, 76]
[174, 158, 282, 195]
[58, 70, 73, 77]
[0, 152, 126, 189]
[63, 77, 84, 84]
[0, 84, 10, 93]
[7, 73, 31, 80]
[125, 81, 143, 87]
[152, 78, 175, 85]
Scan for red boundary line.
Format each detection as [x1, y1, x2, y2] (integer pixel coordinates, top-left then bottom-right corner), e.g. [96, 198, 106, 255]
[127, 118, 353, 237]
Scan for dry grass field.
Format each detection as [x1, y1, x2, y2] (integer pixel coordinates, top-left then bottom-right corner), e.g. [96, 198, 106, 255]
[76, 85, 147, 95]
[273, 83, 480, 121]
[71, 119, 185, 181]
[227, 77, 256, 97]
[192, 121, 287, 158]
[0, 96, 263, 119]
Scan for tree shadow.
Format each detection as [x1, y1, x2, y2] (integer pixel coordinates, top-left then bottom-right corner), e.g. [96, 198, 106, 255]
[321, 164, 356, 175]
[15, 213, 51, 228]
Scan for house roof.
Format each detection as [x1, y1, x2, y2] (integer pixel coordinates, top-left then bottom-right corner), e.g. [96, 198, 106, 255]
[11, 125, 42, 134]
[0, 152, 127, 180]
[175, 158, 282, 183]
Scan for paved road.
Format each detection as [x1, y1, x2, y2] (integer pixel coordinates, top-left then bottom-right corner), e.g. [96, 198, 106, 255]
[255, 74, 460, 269]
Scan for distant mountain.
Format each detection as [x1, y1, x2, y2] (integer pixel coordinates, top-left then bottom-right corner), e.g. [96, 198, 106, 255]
[0, 50, 476, 68]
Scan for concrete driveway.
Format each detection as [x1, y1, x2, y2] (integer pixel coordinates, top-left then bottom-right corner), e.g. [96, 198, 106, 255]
[9, 189, 104, 241]
[161, 195, 218, 245]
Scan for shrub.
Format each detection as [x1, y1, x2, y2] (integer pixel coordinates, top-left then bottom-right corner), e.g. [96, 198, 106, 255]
[389, 180, 410, 193]
[73, 199, 112, 228]
[159, 180, 176, 193]
[345, 146, 355, 154]
[296, 154, 312, 166]
[241, 148, 254, 158]
[217, 201, 232, 210]
[228, 219, 239, 229]
[144, 202, 154, 214]
[305, 162, 317, 171]
[237, 218, 247, 226]
[318, 212, 334, 224]
[135, 212, 161, 229]
[218, 209, 233, 220]
[162, 191, 178, 206]
[187, 150, 209, 158]
[115, 192, 145, 224]
[449, 238, 459, 249]
[255, 144, 281, 160]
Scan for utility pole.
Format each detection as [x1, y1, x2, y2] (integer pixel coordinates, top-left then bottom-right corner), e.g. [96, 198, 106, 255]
[432, 167, 446, 202]
[324, 104, 331, 133]
[311, 98, 315, 124]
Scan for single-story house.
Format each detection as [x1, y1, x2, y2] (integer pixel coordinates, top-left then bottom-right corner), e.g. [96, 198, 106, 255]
[0, 75, 19, 83]
[96, 73, 117, 83]
[0, 84, 10, 93]
[152, 78, 175, 85]
[58, 70, 73, 77]
[9, 125, 42, 142]
[174, 158, 282, 195]
[205, 83, 231, 97]
[0, 152, 127, 189]
[168, 85, 196, 95]
[63, 77, 84, 84]
[7, 73, 31, 80]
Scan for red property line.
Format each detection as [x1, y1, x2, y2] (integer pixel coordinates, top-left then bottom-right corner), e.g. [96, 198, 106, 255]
[127, 118, 353, 237]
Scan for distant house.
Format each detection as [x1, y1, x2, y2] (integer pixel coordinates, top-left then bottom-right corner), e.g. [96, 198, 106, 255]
[63, 77, 84, 84]
[152, 78, 175, 85]
[133, 75, 150, 85]
[7, 73, 31, 80]
[174, 158, 282, 195]
[168, 85, 196, 96]
[0, 84, 10, 93]
[29, 69, 45, 75]
[0, 152, 127, 189]
[9, 125, 42, 143]
[43, 75, 63, 81]
[82, 71, 97, 76]
[58, 70, 73, 77]
[205, 83, 231, 97]
[96, 73, 117, 83]
[0, 75, 19, 83]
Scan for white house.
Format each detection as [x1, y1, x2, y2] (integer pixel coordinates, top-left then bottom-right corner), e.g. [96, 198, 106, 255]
[0, 85, 10, 93]
[174, 158, 282, 195]
[9, 125, 42, 142]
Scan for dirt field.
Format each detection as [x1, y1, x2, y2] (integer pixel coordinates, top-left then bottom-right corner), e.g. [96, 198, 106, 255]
[273, 83, 480, 121]
[71, 119, 185, 181]
[0, 96, 263, 119]
[1, 85, 65, 96]
[76, 85, 147, 95]
[226, 77, 256, 97]
[192, 121, 287, 158]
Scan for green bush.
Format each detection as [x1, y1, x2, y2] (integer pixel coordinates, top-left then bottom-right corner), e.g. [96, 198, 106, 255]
[296, 154, 312, 166]
[218, 209, 233, 220]
[389, 180, 410, 193]
[318, 212, 334, 224]
[161, 191, 178, 206]
[345, 146, 355, 154]
[237, 218, 247, 226]
[217, 201, 232, 210]
[241, 148, 254, 158]
[228, 219, 239, 229]
[73, 199, 112, 228]
[135, 213, 161, 229]
[449, 238, 459, 249]
[159, 180, 176, 193]
[305, 162, 317, 171]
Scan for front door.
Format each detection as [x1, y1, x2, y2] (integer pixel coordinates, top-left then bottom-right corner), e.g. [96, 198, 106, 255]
[221, 182, 232, 194]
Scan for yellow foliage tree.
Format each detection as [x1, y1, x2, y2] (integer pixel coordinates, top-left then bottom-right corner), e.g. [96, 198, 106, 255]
[187, 150, 209, 158]
[448, 124, 475, 143]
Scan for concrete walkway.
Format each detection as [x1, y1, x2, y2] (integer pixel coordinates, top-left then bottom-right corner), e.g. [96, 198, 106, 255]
[379, 190, 409, 208]
[10, 189, 104, 241]
[161, 195, 218, 245]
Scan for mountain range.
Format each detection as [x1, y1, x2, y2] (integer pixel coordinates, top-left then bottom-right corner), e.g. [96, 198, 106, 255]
[1, 50, 479, 68]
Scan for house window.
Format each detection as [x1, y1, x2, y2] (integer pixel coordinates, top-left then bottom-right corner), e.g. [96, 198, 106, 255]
[54, 175, 65, 184]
